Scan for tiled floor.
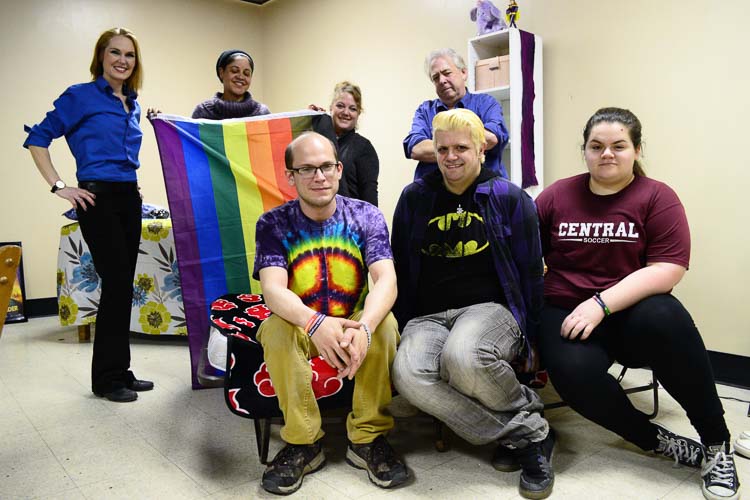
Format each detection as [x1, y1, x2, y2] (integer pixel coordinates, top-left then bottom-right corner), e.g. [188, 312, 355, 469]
[1, 317, 747, 499]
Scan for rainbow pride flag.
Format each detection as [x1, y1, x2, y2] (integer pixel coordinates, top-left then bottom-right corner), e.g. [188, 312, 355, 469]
[151, 110, 324, 387]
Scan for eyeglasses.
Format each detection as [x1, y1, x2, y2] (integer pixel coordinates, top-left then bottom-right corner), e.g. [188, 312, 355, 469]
[288, 162, 339, 179]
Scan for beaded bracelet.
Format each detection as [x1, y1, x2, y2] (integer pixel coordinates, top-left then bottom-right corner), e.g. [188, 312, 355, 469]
[361, 323, 372, 348]
[593, 292, 611, 316]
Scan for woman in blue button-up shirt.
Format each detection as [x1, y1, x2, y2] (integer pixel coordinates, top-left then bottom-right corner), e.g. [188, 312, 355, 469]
[24, 27, 154, 403]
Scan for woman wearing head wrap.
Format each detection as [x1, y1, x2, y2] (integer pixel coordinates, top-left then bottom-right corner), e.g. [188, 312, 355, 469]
[192, 49, 270, 119]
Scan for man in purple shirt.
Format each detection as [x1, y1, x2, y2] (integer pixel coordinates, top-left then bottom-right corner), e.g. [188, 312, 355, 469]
[392, 109, 552, 499]
[403, 48, 509, 180]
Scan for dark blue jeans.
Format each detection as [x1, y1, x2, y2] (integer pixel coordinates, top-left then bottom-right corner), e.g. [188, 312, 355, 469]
[538, 294, 729, 449]
[76, 187, 141, 394]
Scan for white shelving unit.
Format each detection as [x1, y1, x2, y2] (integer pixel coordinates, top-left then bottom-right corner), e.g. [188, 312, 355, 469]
[468, 28, 543, 197]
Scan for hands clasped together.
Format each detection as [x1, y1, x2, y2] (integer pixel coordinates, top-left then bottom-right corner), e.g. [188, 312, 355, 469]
[308, 316, 370, 380]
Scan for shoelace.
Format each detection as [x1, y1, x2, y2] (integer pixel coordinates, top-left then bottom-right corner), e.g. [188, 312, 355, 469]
[702, 451, 736, 489]
[658, 434, 701, 467]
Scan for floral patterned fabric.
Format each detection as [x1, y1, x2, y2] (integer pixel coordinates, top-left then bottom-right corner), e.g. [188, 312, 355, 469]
[57, 219, 186, 335]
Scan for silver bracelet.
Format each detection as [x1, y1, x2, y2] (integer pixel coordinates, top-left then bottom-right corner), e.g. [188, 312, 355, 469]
[361, 323, 372, 348]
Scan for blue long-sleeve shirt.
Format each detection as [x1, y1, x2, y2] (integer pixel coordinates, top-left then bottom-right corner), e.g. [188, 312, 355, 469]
[403, 91, 509, 180]
[24, 76, 142, 182]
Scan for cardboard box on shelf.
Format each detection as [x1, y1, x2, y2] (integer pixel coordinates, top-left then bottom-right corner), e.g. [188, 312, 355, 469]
[476, 55, 510, 90]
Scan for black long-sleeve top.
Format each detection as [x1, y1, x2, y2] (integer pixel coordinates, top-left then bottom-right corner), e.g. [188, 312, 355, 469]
[336, 129, 379, 206]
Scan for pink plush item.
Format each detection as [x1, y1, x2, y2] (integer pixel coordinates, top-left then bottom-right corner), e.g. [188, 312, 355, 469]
[470, 0, 507, 35]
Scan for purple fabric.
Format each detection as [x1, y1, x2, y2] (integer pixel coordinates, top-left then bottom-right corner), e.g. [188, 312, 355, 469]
[191, 92, 270, 120]
[151, 118, 207, 388]
[519, 30, 539, 189]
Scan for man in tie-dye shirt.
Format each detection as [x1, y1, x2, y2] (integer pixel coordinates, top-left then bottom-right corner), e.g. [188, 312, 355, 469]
[253, 132, 407, 495]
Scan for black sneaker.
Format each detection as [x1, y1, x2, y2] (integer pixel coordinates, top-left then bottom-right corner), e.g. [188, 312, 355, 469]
[513, 428, 555, 499]
[261, 441, 325, 495]
[346, 435, 408, 488]
[492, 442, 520, 472]
[702, 443, 740, 500]
[654, 423, 704, 467]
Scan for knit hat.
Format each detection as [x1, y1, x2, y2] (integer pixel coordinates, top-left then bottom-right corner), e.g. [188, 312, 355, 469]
[215, 49, 254, 81]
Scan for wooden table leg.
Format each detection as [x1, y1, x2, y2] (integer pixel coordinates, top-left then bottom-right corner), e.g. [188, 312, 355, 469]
[78, 324, 91, 343]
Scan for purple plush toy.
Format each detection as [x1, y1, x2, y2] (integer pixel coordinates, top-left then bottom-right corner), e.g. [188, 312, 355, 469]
[470, 0, 507, 35]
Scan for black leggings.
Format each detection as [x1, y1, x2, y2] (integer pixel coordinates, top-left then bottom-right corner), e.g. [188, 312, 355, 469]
[538, 294, 729, 450]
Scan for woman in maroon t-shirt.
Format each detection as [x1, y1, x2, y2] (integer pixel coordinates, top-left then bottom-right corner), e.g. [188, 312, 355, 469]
[536, 107, 739, 500]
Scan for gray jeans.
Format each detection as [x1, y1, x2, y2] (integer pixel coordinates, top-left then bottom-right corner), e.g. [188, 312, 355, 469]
[392, 302, 548, 448]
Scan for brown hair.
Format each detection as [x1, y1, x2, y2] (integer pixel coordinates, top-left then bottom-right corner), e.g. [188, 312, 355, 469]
[89, 27, 143, 92]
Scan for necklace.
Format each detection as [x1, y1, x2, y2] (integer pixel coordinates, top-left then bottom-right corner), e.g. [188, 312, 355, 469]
[456, 204, 464, 215]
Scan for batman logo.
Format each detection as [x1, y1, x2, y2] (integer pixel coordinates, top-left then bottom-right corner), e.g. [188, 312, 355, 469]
[421, 211, 489, 258]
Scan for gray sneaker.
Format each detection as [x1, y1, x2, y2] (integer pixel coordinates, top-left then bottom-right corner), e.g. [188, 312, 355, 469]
[654, 423, 704, 468]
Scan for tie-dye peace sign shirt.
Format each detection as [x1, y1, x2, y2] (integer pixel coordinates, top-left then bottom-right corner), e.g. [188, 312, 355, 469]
[253, 195, 393, 317]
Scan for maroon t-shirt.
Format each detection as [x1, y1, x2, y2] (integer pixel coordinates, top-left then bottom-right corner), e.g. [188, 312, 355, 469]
[536, 173, 690, 309]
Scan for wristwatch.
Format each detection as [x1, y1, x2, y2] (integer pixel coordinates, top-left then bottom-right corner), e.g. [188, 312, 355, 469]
[51, 180, 66, 193]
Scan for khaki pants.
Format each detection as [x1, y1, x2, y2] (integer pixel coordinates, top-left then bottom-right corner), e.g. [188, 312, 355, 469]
[257, 311, 399, 445]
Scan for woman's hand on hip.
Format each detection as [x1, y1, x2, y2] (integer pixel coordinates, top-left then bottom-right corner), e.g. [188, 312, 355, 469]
[57, 187, 96, 211]
[560, 297, 605, 341]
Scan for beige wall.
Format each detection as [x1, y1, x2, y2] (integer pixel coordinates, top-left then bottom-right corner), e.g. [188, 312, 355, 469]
[3, 0, 748, 356]
[2, 0, 264, 299]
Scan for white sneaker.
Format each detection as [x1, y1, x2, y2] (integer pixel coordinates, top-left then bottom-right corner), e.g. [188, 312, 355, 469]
[734, 435, 750, 459]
